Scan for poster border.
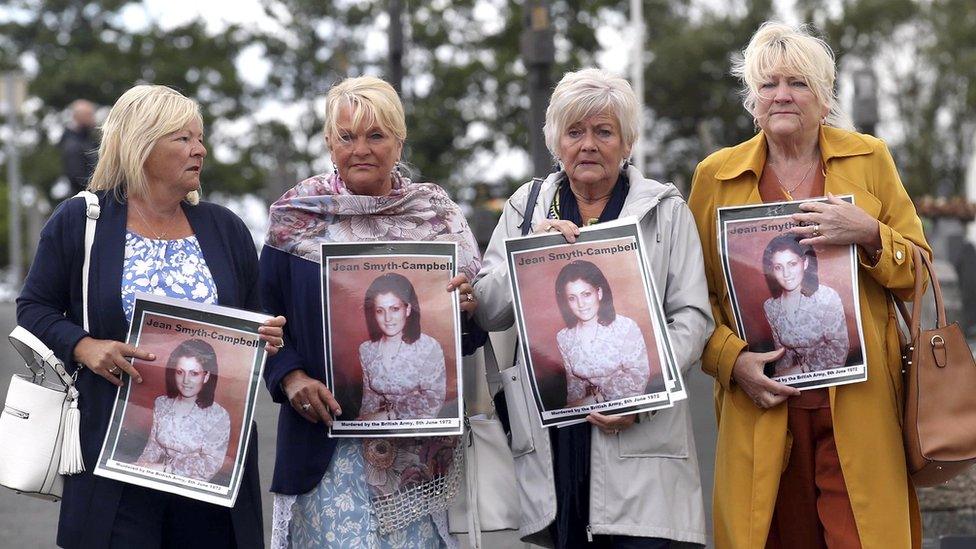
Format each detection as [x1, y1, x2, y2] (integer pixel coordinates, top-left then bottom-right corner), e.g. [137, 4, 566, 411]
[504, 217, 679, 428]
[716, 196, 869, 389]
[93, 292, 268, 508]
[320, 241, 463, 437]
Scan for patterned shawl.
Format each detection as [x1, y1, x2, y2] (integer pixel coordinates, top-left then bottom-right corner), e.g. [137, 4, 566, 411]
[266, 172, 481, 531]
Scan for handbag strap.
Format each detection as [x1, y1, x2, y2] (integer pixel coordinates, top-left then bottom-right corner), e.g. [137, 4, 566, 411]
[517, 178, 544, 237]
[483, 337, 504, 398]
[8, 325, 74, 389]
[75, 191, 100, 332]
[895, 244, 947, 343]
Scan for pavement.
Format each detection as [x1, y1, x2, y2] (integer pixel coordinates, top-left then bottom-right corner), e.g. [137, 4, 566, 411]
[0, 300, 720, 548]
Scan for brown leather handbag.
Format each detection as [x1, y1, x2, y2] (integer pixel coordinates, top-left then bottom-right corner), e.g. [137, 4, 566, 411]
[897, 244, 976, 487]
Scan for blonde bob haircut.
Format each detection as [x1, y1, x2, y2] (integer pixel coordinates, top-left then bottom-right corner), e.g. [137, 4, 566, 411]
[732, 21, 855, 131]
[89, 84, 203, 204]
[323, 76, 406, 146]
[543, 68, 640, 162]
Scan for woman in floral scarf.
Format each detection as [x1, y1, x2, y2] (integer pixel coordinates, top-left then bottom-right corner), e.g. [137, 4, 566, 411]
[260, 76, 481, 548]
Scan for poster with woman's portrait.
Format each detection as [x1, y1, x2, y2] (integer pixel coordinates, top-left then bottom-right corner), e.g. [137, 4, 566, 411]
[718, 197, 868, 389]
[322, 241, 463, 437]
[505, 218, 679, 428]
[94, 293, 268, 507]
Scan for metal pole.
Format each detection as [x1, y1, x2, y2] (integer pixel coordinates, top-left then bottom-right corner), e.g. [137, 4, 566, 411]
[521, 1, 555, 178]
[3, 75, 23, 286]
[389, 0, 404, 94]
[630, 0, 645, 172]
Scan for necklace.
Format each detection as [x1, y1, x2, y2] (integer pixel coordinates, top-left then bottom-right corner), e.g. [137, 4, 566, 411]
[132, 202, 179, 241]
[768, 158, 819, 201]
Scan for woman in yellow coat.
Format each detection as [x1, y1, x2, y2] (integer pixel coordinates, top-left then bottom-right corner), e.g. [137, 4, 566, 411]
[688, 22, 928, 548]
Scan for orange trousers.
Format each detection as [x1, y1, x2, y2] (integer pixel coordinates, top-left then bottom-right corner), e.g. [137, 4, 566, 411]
[766, 404, 862, 549]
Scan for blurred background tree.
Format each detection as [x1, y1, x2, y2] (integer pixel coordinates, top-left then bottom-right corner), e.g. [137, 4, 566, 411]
[0, 0, 973, 242]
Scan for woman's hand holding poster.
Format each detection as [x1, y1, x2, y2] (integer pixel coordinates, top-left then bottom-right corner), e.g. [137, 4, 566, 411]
[717, 197, 868, 389]
[504, 218, 682, 428]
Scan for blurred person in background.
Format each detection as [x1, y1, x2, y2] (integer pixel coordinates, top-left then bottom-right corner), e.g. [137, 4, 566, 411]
[473, 67, 713, 549]
[18, 84, 285, 549]
[59, 99, 98, 194]
[261, 75, 482, 548]
[688, 21, 930, 548]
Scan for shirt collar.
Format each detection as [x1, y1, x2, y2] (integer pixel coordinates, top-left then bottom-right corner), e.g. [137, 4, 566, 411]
[714, 125, 874, 181]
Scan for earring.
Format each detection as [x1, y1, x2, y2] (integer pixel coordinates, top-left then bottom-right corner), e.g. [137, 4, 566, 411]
[332, 164, 338, 175]
[821, 116, 827, 125]
[391, 160, 402, 175]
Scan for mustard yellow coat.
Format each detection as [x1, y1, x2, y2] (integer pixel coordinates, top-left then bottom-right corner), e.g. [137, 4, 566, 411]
[688, 126, 929, 549]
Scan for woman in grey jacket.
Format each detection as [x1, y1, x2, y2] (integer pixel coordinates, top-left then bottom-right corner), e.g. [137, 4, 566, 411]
[472, 68, 714, 548]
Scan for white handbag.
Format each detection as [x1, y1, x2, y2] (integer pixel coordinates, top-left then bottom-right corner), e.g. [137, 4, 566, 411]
[0, 327, 83, 499]
[0, 191, 97, 500]
[448, 337, 521, 548]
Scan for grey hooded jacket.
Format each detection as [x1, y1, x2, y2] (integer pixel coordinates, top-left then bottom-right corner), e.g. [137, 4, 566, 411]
[472, 165, 714, 546]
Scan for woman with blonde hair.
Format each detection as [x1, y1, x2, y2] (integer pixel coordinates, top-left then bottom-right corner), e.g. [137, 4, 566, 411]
[688, 21, 930, 548]
[261, 75, 481, 547]
[17, 84, 285, 548]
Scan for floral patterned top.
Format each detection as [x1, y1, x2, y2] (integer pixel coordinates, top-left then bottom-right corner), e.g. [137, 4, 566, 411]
[358, 334, 446, 420]
[556, 315, 651, 406]
[121, 231, 218, 324]
[763, 284, 849, 375]
[135, 395, 231, 482]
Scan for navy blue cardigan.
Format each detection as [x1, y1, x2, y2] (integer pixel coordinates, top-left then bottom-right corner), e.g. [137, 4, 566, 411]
[259, 246, 336, 494]
[17, 192, 264, 549]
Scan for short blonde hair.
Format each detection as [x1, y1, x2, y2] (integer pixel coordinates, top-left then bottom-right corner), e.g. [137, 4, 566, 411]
[324, 76, 406, 145]
[543, 68, 640, 161]
[89, 84, 204, 203]
[732, 21, 854, 131]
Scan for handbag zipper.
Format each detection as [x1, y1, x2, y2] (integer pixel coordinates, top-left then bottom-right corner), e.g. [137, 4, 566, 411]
[2, 405, 29, 419]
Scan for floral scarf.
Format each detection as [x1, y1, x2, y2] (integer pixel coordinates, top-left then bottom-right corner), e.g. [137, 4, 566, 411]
[266, 172, 481, 530]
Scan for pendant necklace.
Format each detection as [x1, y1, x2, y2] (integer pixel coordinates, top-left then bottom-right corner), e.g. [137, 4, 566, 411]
[769, 158, 819, 201]
[132, 202, 179, 241]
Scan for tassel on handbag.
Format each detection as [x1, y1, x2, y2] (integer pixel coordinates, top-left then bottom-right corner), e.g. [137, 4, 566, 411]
[58, 387, 84, 475]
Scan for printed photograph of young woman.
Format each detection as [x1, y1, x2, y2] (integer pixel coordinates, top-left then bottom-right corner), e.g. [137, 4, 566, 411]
[761, 234, 849, 377]
[357, 273, 447, 421]
[554, 260, 650, 406]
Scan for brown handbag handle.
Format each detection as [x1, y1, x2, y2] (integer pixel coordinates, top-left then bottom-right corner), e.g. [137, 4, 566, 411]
[894, 244, 946, 343]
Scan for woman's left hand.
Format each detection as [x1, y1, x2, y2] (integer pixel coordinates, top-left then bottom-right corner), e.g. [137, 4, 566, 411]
[790, 193, 880, 249]
[587, 411, 637, 435]
[447, 273, 477, 314]
[258, 315, 287, 356]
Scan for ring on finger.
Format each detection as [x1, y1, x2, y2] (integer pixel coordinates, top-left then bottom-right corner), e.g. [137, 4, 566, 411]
[465, 292, 475, 302]
[545, 222, 556, 232]
[812, 223, 821, 237]
[301, 402, 311, 411]
[109, 366, 121, 375]
[273, 340, 285, 349]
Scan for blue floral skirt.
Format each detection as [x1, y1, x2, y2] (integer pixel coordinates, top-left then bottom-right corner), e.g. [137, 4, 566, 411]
[285, 439, 449, 548]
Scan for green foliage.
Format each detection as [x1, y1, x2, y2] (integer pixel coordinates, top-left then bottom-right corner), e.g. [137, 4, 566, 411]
[1, 0, 974, 208]
[0, 0, 265, 196]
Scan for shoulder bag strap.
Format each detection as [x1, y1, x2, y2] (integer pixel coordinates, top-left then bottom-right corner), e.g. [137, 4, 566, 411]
[74, 191, 100, 332]
[517, 178, 544, 237]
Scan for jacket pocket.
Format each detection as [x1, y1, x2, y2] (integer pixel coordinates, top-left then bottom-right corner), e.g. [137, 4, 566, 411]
[616, 407, 689, 458]
[500, 364, 536, 457]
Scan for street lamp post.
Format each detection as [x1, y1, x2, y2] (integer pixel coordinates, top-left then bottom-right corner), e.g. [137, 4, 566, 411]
[521, 1, 554, 178]
[852, 67, 879, 137]
[0, 72, 27, 287]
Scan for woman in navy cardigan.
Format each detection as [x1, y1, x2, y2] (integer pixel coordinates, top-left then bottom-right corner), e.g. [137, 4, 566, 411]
[17, 84, 284, 549]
